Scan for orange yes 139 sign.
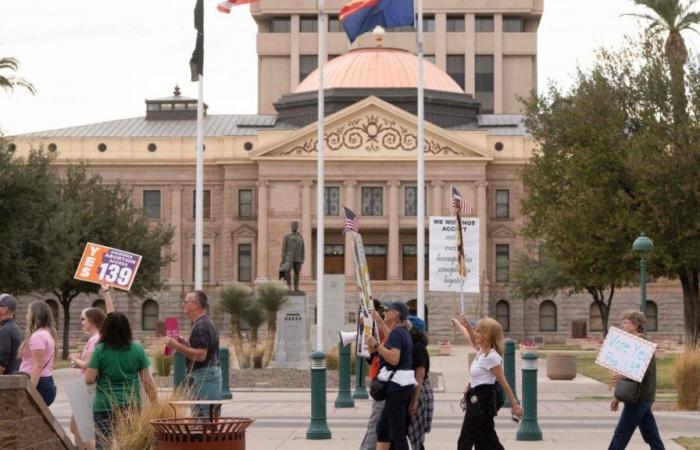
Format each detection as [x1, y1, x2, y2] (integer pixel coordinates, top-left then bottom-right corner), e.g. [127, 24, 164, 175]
[74, 243, 142, 291]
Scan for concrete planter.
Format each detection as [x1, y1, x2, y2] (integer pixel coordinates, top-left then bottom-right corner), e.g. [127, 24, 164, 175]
[519, 344, 538, 354]
[546, 353, 577, 380]
[438, 341, 451, 356]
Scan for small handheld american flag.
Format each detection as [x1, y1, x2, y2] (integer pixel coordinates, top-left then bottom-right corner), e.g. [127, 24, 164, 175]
[343, 207, 360, 233]
[452, 187, 474, 216]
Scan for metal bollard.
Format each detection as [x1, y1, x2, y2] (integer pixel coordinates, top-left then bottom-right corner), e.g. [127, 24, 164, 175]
[503, 338, 518, 407]
[306, 351, 332, 439]
[516, 352, 542, 441]
[173, 351, 186, 388]
[335, 343, 355, 407]
[219, 347, 233, 400]
[353, 356, 369, 399]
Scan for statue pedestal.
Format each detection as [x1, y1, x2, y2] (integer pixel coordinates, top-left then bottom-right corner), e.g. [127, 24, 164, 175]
[271, 294, 311, 369]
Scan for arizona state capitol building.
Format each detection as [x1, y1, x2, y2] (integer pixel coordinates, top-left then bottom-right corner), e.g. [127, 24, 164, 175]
[11, 0, 686, 345]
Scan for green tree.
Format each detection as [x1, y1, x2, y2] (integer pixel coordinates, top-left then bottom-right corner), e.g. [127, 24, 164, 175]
[0, 57, 36, 95]
[219, 283, 253, 369]
[257, 282, 288, 367]
[46, 165, 173, 358]
[241, 302, 265, 369]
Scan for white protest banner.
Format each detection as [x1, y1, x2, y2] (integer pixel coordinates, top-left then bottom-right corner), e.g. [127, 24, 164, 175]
[595, 326, 657, 382]
[64, 378, 96, 441]
[429, 216, 480, 293]
[351, 232, 375, 358]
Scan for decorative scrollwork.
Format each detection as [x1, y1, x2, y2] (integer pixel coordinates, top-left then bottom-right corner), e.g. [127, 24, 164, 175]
[280, 115, 460, 156]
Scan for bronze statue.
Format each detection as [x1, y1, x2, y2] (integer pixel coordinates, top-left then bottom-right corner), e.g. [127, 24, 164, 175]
[280, 221, 304, 292]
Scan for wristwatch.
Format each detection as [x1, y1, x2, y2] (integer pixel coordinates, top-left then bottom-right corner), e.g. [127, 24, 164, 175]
[373, 343, 380, 352]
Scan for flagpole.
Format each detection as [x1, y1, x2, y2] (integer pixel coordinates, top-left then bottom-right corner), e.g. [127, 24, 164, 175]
[316, 0, 326, 356]
[416, 0, 426, 320]
[194, 6, 205, 291]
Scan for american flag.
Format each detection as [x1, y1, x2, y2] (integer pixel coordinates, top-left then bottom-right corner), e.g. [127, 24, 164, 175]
[217, 0, 258, 13]
[452, 187, 474, 216]
[343, 207, 360, 233]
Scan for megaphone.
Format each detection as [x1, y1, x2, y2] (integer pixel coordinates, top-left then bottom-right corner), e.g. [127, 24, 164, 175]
[339, 331, 357, 347]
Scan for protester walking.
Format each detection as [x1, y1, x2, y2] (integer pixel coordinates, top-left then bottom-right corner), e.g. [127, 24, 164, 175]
[366, 301, 416, 450]
[452, 314, 522, 450]
[608, 311, 665, 450]
[0, 294, 22, 375]
[164, 290, 222, 417]
[67, 286, 111, 450]
[86, 312, 156, 450]
[360, 301, 390, 450]
[407, 315, 433, 450]
[19, 300, 58, 406]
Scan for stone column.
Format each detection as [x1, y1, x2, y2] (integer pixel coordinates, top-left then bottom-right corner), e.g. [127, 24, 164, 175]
[476, 180, 489, 290]
[221, 180, 234, 282]
[256, 180, 270, 282]
[301, 180, 313, 278]
[387, 181, 400, 281]
[494, 14, 504, 114]
[290, 15, 301, 90]
[431, 180, 444, 216]
[344, 181, 357, 278]
[170, 186, 183, 282]
[465, 14, 476, 96]
[435, 13, 447, 71]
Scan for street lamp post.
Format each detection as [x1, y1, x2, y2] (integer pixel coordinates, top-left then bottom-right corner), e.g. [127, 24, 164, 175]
[633, 233, 654, 315]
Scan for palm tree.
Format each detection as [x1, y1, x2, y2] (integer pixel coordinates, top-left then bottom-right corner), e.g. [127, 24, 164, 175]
[627, 0, 700, 123]
[219, 283, 253, 369]
[241, 302, 266, 368]
[0, 57, 36, 95]
[257, 282, 288, 367]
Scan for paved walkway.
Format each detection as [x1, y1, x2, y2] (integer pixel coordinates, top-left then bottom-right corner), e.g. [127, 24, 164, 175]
[48, 345, 698, 449]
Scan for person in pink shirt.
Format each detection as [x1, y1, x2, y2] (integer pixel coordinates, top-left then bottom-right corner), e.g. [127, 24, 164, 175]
[19, 300, 57, 406]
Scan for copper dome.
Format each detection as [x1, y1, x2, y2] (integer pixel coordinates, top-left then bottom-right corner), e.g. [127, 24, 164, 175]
[294, 47, 463, 94]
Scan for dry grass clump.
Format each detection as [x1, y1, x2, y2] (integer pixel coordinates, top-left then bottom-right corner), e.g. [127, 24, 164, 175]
[673, 349, 700, 410]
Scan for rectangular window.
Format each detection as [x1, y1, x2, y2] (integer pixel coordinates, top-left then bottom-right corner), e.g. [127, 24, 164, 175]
[503, 16, 524, 32]
[475, 55, 494, 113]
[495, 244, 510, 282]
[192, 190, 211, 219]
[423, 15, 435, 32]
[496, 189, 510, 219]
[328, 16, 342, 32]
[143, 190, 161, 220]
[365, 244, 387, 280]
[361, 187, 383, 216]
[447, 15, 465, 32]
[270, 17, 291, 33]
[300, 16, 318, 32]
[475, 15, 494, 32]
[239, 189, 253, 218]
[324, 186, 340, 216]
[402, 244, 429, 281]
[404, 186, 428, 216]
[192, 244, 211, 283]
[300, 55, 318, 83]
[447, 55, 466, 91]
[238, 244, 252, 282]
[324, 244, 345, 274]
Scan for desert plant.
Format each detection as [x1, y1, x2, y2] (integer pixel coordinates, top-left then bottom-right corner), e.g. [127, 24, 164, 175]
[325, 343, 359, 375]
[219, 283, 254, 369]
[257, 282, 289, 367]
[242, 301, 266, 368]
[152, 350, 174, 377]
[673, 349, 700, 410]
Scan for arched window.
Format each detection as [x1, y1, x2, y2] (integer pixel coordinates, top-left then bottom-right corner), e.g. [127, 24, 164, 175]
[44, 299, 59, 325]
[589, 302, 604, 332]
[539, 300, 557, 332]
[92, 299, 106, 312]
[496, 300, 510, 332]
[142, 300, 159, 331]
[646, 301, 658, 332]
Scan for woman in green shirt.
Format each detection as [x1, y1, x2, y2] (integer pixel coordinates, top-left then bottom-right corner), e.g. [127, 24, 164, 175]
[85, 312, 157, 450]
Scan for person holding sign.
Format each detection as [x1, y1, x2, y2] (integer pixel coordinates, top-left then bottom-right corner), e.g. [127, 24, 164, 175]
[452, 313, 522, 450]
[608, 311, 664, 450]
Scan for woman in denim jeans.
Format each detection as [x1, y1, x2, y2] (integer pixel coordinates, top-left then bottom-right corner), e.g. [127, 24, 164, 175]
[608, 310, 665, 450]
[19, 301, 57, 406]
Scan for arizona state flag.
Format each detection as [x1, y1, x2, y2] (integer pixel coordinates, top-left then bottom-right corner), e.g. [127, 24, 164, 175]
[340, 0, 414, 43]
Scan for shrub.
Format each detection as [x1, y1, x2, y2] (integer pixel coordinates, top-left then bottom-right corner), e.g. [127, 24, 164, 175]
[673, 349, 700, 410]
[326, 344, 359, 374]
[152, 350, 174, 377]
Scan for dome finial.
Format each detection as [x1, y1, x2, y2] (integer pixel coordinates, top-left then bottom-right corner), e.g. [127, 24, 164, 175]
[173, 84, 181, 97]
[373, 26, 385, 47]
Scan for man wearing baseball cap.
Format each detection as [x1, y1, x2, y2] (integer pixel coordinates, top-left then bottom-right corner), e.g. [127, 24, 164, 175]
[0, 294, 23, 375]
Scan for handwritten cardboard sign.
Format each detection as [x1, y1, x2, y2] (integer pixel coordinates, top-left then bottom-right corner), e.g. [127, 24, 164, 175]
[428, 216, 480, 293]
[595, 326, 657, 382]
[74, 242, 142, 291]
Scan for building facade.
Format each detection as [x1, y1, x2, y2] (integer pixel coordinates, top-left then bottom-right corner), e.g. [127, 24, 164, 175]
[9, 1, 686, 346]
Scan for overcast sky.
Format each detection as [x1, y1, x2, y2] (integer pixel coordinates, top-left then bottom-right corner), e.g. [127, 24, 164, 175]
[1, 0, 696, 135]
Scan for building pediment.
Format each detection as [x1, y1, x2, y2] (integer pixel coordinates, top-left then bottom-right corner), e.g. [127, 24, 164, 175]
[232, 224, 257, 238]
[252, 96, 491, 161]
[489, 226, 517, 239]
